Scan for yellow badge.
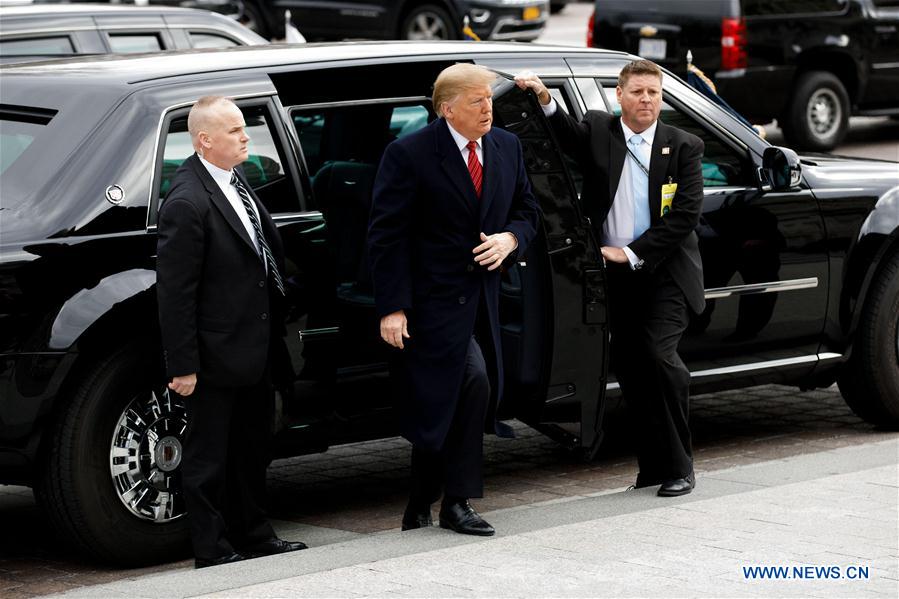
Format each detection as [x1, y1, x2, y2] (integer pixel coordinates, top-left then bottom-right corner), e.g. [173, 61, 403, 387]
[661, 182, 677, 216]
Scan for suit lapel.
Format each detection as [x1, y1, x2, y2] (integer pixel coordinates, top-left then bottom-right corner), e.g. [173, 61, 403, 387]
[648, 122, 673, 223]
[188, 154, 258, 256]
[608, 118, 627, 202]
[435, 119, 478, 217]
[479, 131, 502, 225]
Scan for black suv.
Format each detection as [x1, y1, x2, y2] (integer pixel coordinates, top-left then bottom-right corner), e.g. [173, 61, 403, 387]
[589, 0, 899, 151]
[1, 42, 898, 565]
[242, 0, 549, 41]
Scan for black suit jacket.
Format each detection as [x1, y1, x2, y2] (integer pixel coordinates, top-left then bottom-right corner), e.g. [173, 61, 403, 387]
[549, 108, 706, 314]
[157, 153, 286, 388]
[367, 118, 539, 450]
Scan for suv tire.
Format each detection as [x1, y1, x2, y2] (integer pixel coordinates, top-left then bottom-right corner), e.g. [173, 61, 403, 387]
[782, 71, 850, 151]
[838, 250, 899, 429]
[401, 4, 457, 40]
[34, 344, 190, 565]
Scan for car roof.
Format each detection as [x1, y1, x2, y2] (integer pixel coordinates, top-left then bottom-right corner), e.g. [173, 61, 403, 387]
[0, 4, 228, 18]
[0, 41, 630, 84]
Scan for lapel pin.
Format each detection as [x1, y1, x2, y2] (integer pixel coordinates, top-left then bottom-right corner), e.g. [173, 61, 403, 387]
[661, 147, 671, 155]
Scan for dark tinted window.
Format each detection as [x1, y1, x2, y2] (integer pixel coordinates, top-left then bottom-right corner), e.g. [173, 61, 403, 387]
[743, 0, 848, 15]
[545, 84, 585, 197]
[189, 32, 239, 48]
[108, 33, 162, 53]
[871, 0, 899, 6]
[158, 103, 299, 215]
[0, 36, 74, 56]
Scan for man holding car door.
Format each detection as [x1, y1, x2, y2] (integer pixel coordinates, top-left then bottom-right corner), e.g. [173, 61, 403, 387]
[516, 60, 705, 496]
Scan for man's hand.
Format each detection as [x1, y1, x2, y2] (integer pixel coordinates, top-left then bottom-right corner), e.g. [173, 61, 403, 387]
[600, 246, 629, 264]
[380, 310, 410, 349]
[169, 373, 197, 396]
[514, 72, 551, 106]
[473, 232, 518, 271]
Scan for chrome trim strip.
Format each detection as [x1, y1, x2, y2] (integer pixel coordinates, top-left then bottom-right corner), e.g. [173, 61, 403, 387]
[290, 96, 429, 111]
[704, 277, 818, 300]
[298, 326, 340, 341]
[872, 62, 899, 70]
[605, 352, 843, 391]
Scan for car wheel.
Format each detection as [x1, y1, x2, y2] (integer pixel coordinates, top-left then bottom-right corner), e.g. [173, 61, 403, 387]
[401, 4, 457, 40]
[34, 343, 191, 565]
[782, 71, 850, 151]
[838, 250, 899, 429]
[240, 1, 271, 40]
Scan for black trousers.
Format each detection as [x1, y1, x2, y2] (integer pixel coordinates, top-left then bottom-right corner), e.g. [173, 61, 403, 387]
[607, 264, 693, 484]
[410, 334, 491, 503]
[181, 375, 276, 560]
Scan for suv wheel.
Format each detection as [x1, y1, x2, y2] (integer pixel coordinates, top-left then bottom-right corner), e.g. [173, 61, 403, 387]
[838, 250, 899, 429]
[782, 71, 850, 151]
[34, 344, 191, 565]
[401, 4, 457, 40]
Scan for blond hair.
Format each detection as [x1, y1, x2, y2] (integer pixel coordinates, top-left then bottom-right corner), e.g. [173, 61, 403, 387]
[433, 63, 497, 117]
[618, 59, 663, 88]
[187, 95, 235, 143]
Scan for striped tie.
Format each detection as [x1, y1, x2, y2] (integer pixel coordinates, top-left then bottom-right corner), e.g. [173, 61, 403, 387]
[466, 140, 482, 199]
[230, 173, 285, 296]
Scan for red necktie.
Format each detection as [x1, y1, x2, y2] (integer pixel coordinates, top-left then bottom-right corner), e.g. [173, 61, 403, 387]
[466, 140, 482, 199]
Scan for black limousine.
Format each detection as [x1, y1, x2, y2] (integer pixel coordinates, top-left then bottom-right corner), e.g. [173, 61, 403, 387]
[1, 42, 897, 565]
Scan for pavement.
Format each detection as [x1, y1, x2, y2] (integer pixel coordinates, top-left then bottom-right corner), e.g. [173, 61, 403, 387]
[45, 437, 898, 598]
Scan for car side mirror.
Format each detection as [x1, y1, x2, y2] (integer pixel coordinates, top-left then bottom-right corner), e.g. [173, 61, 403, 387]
[759, 146, 802, 192]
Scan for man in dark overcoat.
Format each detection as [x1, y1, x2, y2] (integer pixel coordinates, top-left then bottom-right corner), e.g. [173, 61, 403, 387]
[368, 64, 539, 535]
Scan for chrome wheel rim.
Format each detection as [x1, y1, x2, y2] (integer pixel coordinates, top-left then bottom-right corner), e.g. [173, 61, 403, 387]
[109, 387, 187, 523]
[406, 11, 450, 40]
[806, 88, 841, 138]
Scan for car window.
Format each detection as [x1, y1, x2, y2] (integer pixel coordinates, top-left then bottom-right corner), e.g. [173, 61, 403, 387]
[189, 32, 240, 49]
[157, 103, 300, 215]
[290, 101, 434, 289]
[546, 84, 584, 198]
[1, 117, 45, 175]
[108, 33, 162, 53]
[743, 0, 848, 15]
[0, 36, 75, 56]
[602, 85, 751, 188]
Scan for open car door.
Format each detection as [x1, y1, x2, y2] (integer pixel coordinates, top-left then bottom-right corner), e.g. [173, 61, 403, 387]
[490, 77, 609, 459]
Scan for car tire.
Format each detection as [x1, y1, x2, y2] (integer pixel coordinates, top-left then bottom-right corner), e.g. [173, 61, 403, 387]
[838, 250, 899, 429]
[240, 1, 271, 40]
[400, 4, 458, 40]
[34, 343, 191, 565]
[782, 71, 850, 152]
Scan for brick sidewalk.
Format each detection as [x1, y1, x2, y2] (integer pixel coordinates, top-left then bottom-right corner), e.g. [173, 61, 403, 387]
[1, 384, 895, 597]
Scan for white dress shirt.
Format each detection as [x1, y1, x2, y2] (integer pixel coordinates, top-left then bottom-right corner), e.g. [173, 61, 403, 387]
[446, 120, 483, 165]
[541, 99, 656, 269]
[198, 155, 263, 260]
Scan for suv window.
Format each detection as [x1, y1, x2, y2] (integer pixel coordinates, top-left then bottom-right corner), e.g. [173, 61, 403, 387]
[189, 32, 239, 48]
[743, 0, 848, 15]
[108, 33, 162, 53]
[0, 36, 75, 56]
[545, 83, 585, 198]
[157, 103, 299, 216]
[602, 84, 751, 188]
[290, 101, 433, 288]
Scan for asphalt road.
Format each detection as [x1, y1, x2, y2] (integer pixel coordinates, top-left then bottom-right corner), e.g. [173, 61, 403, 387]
[538, 2, 899, 163]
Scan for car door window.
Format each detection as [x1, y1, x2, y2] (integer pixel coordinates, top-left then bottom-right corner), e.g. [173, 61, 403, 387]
[156, 102, 300, 216]
[108, 33, 162, 53]
[545, 83, 585, 198]
[189, 32, 240, 48]
[602, 84, 752, 188]
[0, 36, 75, 56]
[290, 101, 433, 289]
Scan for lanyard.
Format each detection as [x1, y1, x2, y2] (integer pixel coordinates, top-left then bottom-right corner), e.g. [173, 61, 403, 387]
[625, 142, 650, 178]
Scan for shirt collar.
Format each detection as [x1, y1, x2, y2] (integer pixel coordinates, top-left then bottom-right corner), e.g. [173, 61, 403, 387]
[445, 119, 481, 152]
[620, 119, 658, 147]
[198, 154, 235, 190]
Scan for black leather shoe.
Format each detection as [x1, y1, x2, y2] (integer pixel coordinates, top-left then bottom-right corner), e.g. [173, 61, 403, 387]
[657, 472, 696, 497]
[243, 538, 308, 556]
[438, 500, 495, 536]
[401, 504, 433, 530]
[195, 553, 247, 569]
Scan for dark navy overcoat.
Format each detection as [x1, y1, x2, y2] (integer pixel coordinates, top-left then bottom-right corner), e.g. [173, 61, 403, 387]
[367, 117, 539, 451]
